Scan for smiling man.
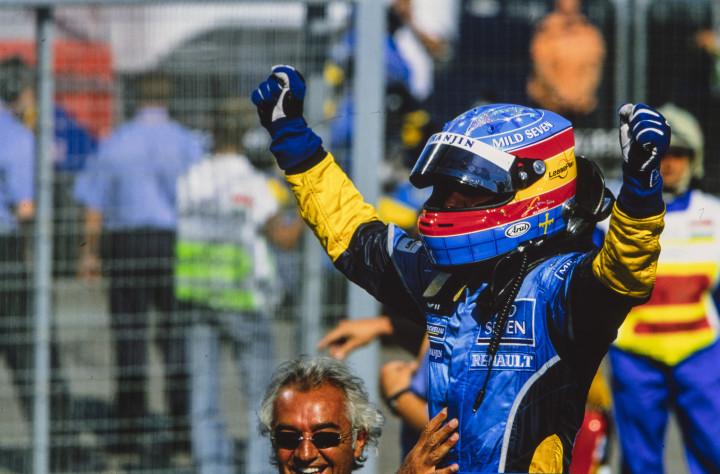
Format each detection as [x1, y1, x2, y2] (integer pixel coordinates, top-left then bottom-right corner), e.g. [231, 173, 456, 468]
[259, 355, 461, 473]
[259, 355, 384, 473]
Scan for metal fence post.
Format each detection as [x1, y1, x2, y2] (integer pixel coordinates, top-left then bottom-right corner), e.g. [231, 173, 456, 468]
[33, 6, 55, 474]
[348, 0, 385, 472]
[610, 0, 631, 105]
[632, 0, 650, 103]
[299, 2, 330, 356]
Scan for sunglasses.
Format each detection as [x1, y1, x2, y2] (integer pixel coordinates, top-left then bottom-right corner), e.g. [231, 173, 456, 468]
[272, 430, 352, 450]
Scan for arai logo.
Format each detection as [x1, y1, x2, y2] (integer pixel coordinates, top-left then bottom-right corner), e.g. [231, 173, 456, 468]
[505, 222, 531, 238]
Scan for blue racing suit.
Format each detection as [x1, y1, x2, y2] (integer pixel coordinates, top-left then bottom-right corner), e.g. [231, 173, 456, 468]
[284, 150, 663, 473]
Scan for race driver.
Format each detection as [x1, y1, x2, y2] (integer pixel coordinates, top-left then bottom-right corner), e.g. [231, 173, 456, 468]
[251, 65, 668, 473]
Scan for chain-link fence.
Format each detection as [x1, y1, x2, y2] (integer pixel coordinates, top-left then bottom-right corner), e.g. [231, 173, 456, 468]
[0, 0, 716, 472]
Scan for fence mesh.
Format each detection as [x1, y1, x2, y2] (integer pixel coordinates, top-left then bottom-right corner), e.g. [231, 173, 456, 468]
[0, 0, 716, 472]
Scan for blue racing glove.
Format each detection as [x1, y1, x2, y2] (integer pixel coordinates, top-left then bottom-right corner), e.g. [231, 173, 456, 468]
[617, 103, 670, 217]
[251, 65, 323, 170]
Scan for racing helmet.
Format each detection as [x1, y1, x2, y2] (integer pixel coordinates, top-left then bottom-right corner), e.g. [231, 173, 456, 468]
[410, 104, 578, 267]
[657, 103, 704, 197]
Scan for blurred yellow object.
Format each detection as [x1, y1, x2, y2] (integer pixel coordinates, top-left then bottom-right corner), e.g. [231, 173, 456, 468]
[377, 195, 420, 231]
[323, 98, 337, 121]
[267, 176, 292, 205]
[22, 104, 37, 130]
[585, 365, 611, 411]
[401, 109, 431, 149]
[323, 61, 345, 87]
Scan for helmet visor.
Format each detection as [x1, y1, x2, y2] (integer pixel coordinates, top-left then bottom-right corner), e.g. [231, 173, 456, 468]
[410, 132, 517, 193]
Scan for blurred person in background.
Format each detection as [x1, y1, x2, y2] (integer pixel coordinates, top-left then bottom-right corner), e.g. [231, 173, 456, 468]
[0, 55, 98, 173]
[0, 56, 38, 441]
[602, 103, 720, 474]
[175, 96, 295, 474]
[323, 0, 444, 172]
[258, 354, 459, 473]
[0, 55, 103, 472]
[2, 54, 98, 283]
[381, 346, 430, 458]
[527, 0, 606, 126]
[264, 173, 305, 324]
[252, 64, 669, 472]
[240, 99, 305, 326]
[73, 70, 204, 467]
[388, 0, 455, 104]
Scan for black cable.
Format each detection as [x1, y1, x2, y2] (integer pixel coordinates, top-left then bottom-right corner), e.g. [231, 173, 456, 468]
[473, 247, 529, 412]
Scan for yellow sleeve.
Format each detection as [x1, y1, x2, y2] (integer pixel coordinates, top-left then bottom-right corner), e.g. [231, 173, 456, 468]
[592, 203, 664, 299]
[285, 153, 381, 262]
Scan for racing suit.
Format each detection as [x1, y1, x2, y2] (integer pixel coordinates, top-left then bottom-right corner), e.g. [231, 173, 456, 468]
[608, 187, 720, 473]
[284, 150, 664, 473]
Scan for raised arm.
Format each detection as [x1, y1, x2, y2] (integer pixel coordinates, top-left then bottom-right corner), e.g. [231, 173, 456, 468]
[251, 65, 381, 261]
[251, 65, 428, 316]
[593, 103, 669, 299]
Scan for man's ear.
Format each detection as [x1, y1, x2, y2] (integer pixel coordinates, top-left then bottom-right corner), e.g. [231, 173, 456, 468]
[353, 430, 369, 459]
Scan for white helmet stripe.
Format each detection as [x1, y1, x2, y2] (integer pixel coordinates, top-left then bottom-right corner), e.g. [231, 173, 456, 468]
[427, 132, 516, 171]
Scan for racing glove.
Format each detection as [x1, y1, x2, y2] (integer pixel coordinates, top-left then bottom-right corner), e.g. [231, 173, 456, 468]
[616, 103, 670, 217]
[251, 65, 323, 171]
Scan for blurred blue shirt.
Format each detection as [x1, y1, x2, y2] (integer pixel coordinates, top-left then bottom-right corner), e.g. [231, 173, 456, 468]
[73, 106, 204, 231]
[0, 107, 34, 233]
[54, 106, 97, 172]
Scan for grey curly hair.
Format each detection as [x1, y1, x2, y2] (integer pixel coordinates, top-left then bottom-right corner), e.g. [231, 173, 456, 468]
[258, 354, 385, 469]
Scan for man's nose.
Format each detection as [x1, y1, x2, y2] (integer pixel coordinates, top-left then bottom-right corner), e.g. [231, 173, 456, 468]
[295, 438, 319, 461]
